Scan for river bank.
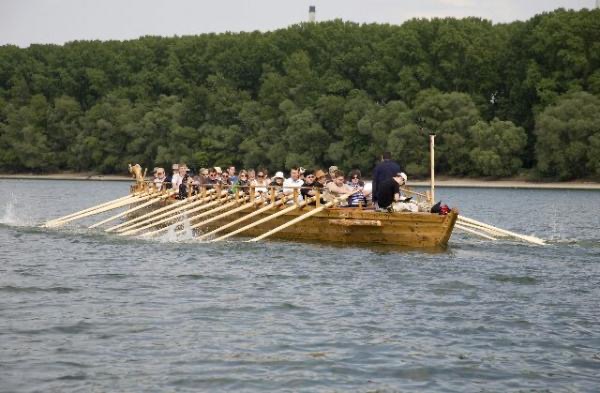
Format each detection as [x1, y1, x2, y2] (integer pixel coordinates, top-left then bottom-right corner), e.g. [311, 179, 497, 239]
[1, 173, 599, 190]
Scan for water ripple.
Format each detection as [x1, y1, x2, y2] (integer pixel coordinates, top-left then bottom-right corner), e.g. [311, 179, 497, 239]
[1, 180, 600, 392]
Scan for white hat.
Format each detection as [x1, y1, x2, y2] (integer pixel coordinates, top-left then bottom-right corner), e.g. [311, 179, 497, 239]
[274, 171, 284, 179]
[394, 172, 407, 182]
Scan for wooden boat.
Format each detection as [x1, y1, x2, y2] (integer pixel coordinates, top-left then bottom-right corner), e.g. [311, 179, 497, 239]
[44, 160, 545, 246]
[200, 203, 457, 248]
[125, 182, 459, 249]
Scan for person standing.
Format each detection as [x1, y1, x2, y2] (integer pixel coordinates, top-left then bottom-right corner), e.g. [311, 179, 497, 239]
[372, 152, 401, 207]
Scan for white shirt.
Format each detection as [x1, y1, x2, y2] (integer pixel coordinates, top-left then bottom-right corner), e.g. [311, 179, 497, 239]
[171, 173, 183, 190]
[283, 177, 304, 202]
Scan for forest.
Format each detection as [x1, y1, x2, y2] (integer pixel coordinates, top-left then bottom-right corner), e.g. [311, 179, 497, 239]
[0, 8, 599, 180]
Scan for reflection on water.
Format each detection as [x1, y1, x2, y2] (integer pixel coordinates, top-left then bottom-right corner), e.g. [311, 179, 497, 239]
[0, 179, 599, 392]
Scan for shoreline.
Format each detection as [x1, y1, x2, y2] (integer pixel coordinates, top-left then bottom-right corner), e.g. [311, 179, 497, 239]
[1, 173, 599, 190]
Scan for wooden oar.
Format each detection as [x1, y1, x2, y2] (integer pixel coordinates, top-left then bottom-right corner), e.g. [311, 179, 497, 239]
[105, 191, 212, 232]
[141, 196, 250, 238]
[455, 224, 497, 240]
[456, 220, 505, 237]
[44, 193, 140, 227]
[44, 191, 159, 228]
[246, 192, 354, 242]
[196, 196, 289, 241]
[88, 190, 175, 229]
[211, 197, 316, 242]
[113, 191, 220, 234]
[457, 215, 546, 245]
[120, 193, 232, 236]
[400, 187, 428, 198]
[186, 196, 261, 232]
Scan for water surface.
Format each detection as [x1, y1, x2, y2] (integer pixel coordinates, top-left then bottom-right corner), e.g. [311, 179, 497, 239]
[1, 179, 599, 392]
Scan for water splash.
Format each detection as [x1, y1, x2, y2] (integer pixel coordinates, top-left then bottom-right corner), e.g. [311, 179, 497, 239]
[177, 214, 195, 241]
[0, 194, 34, 226]
[153, 214, 195, 243]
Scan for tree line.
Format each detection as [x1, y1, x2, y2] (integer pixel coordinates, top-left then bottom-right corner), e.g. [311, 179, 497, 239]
[0, 8, 599, 180]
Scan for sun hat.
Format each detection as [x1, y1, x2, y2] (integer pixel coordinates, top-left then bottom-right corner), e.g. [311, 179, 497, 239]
[172, 164, 179, 170]
[328, 165, 338, 173]
[274, 171, 284, 179]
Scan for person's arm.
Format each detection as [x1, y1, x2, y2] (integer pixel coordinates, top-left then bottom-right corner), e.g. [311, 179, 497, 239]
[326, 182, 351, 195]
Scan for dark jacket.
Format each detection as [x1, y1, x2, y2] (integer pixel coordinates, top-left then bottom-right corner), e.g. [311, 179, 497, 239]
[372, 159, 401, 203]
[376, 178, 400, 208]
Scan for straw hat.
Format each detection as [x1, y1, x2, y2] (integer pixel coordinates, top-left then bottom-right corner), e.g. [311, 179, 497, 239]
[274, 171, 285, 179]
[214, 166, 222, 174]
[328, 165, 338, 174]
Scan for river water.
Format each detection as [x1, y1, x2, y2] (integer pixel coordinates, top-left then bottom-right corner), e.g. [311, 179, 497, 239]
[1, 179, 599, 392]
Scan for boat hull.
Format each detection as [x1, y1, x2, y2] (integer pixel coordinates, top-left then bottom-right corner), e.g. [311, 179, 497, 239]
[203, 206, 457, 248]
[131, 198, 458, 248]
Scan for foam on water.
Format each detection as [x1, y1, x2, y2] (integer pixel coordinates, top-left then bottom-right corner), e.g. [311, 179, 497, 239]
[0, 194, 35, 227]
[152, 215, 196, 243]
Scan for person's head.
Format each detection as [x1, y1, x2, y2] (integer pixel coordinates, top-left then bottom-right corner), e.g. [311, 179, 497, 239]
[274, 171, 285, 183]
[256, 169, 266, 182]
[333, 170, 345, 186]
[303, 170, 315, 185]
[208, 167, 218, 180]
[247, 169, 255, 180]
[238, 170, 248, 181]
[328, 165, 338, 176]
[227, 166, 236, 176]
[393, 172, 407, 186]
[382, 151, 392, 160]
[200, 167, 208, 177]
[221, 171, 229, 180]
[178, 164, 187, 175]
[156, 168, 165, 178]
[290, 167, 300, 181]
[350, 169, 361, 183]
[314, 169, 326, 184]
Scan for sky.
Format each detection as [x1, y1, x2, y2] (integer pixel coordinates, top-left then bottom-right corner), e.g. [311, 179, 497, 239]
[0, 0, 596, 47]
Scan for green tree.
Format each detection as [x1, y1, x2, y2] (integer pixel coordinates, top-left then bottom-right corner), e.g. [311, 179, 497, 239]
[468, 119, 527, 177]
[535, 91, 600, 179]
[412, 89, 481, 175]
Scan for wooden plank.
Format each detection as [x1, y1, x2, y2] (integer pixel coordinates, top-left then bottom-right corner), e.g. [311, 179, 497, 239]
[329, 219, 382, 227]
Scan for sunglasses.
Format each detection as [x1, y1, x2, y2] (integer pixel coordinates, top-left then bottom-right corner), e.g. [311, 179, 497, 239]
[257, 174, 264, 177]
[352, 176, 359, 179]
